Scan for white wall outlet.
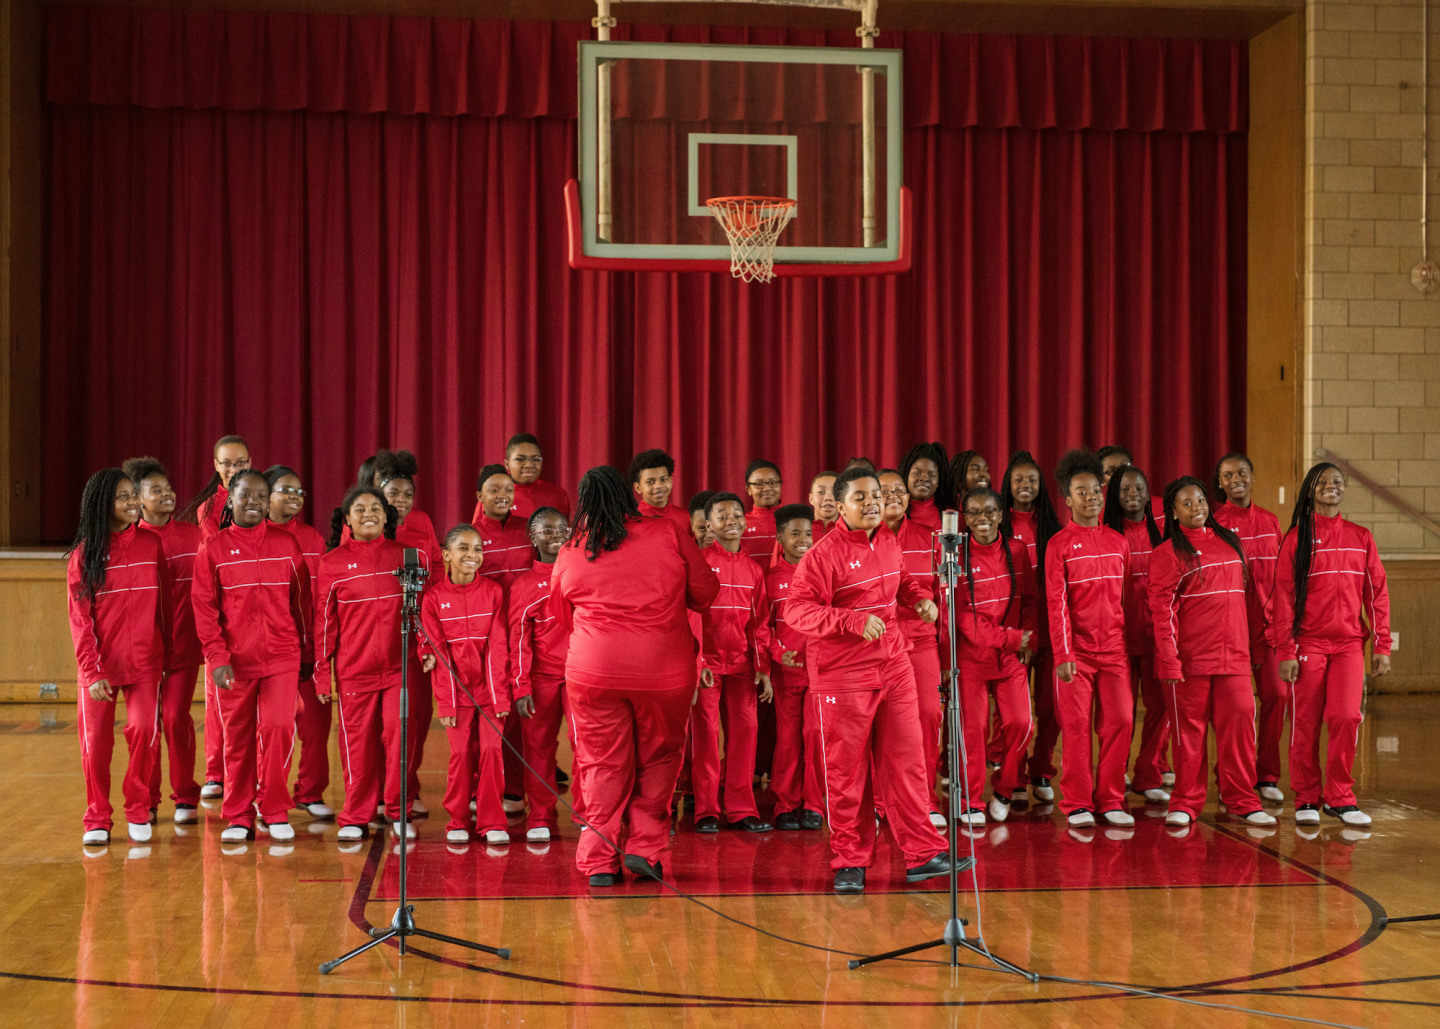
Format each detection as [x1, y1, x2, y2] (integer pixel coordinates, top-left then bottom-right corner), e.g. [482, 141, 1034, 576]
[1390, 631, 1399, 652]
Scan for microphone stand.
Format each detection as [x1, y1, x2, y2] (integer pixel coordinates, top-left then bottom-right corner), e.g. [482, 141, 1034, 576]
[849, 521, 1035, 979]
[320, 549, 510, 974]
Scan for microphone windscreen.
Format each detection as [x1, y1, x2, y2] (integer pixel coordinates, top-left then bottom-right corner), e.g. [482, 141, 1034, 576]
[941, 509, 960, 536]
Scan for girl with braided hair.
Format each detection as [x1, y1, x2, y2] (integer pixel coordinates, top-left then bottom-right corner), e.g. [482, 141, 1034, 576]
[1269, 463, 1391, 828]
[898, 442, 955, 531]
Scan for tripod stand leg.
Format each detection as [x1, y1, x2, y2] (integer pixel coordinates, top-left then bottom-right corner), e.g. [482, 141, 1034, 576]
[319, 929, 399, 974]
[847, 939, 946, 970]
[954, 940, 1040, 982]
[412, 928, 511, 959]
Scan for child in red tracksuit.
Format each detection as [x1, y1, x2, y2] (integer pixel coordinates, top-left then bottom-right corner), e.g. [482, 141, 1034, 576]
[765, 505, 824, 830]
[693, 492, 774, 832]
[125, 457, 202, 825]
[190, 469, 312, 843]
[898, 442, 956, 533]
[508, 507, 582, 840]
[631, 449, 692, 538]
[1148, 477, 1275, 828]
[741, 459, 785, 559]
[1270, 462, 1391, 828]
[68, 469, 171, 846]
[313, 487, 418, 840]
[1212, 452, 1287, 803]
[264, 464, 333, 819]
[1045, 450, 1134, 829]
[420, 524, 512, 844]
[1104, 466, 1172, 803]
[955, 487, 1037, 825]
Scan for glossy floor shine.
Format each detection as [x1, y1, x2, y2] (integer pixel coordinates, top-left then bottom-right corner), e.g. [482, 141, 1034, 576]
[2, 696, 1438, 1028]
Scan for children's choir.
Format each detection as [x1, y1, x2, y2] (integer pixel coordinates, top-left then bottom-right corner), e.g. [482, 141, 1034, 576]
[65, 438, 1392, 889]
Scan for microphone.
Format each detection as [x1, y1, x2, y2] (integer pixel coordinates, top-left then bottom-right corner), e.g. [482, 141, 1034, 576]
[941, 509, 959, 537]
[393, 547, 429, 586]
[403, 547, 421, 570]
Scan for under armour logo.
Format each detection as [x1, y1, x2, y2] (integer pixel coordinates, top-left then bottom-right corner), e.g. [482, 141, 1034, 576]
[824, 696, 837, 704]
[538, 580, 547, 588]
[710, 567, 720, 574]
[1072, 543, 1083, 549]
[440, 602, 451, 609]
[347, 563, 358, 570]
[849, 560, 862, 569]
[746, 526, 757, 533]
[484, 539, 494, 546]
[779, 582, 788, 590]
[229, 549, 240, 556]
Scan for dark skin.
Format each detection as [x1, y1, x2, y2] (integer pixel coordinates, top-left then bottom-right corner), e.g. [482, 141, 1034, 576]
[506, 442, 544, 485]
[633, 465, 674, 509]
[775, 517, 813, 669]
[690, 508, 716, 549]
[836, 476, 938, 640]
[314, 494, 386, 706]
[963, 495, 1034, 662]
[878, 470, 909, 533]
[137, 474, 176, 528]
[1054, 471, 1105, 684]
[382, 478, 415, 525]
[267, 473, 306, 525]
[423, 529, 521, 724]
[1117, 468, 1149, 521]
[1158, 485, 1209, 690]
[1101, 452, 1131, 485]
[1008, 464, 1041, 513]
[745, 468, 783, 511]
[476, 472, 517, 523]
[707, 499, 773, 701]
[89, 478, 143, 702]
[906, 458, 938, 502]
[1217, 457, 1255, 509]
[809, 474, 837, 526]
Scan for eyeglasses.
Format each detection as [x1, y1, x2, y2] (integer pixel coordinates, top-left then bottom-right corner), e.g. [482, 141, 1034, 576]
[511, 455, 544, 466]
[747, 479, 782, 489]
[217, 459, 250, 470]
[271, 486, 306, 498]
[532, 527, 572, 540]
[880, 488, 909, 499]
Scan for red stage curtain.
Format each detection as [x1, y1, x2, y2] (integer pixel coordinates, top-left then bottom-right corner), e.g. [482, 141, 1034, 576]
[40, 9, 1246, 541]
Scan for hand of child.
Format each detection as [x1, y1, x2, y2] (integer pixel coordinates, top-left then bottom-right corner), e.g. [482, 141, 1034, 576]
[914, 600, 939, 623]
[1278, 660, 1299, 684]
[700, 668, 715, 688]
[440, 716, 456, 728]
[780, 650, 802, 669]
[860, 614, 887, 641]
[212, 665, 235, 690]
[755, 672, 773, 703]
[421, 655, 436, 673]
[516, 695, 536, 718]
[1372, 653, 1391, 677]
[1056, 661, 1076, 683]
[88, 679, 114, 702]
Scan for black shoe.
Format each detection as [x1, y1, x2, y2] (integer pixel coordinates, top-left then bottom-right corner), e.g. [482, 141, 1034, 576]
[556, 767, 570, 786]
[834, 867, 866, 894]
[695, 815, 721, 834]
[588, 872, 621, 887]
[906, 853, 974, 883]
[800, 809, 825, 830]
[775, 810, 801, 830]
[622, 854, 663, 881]
[728, 816, 773, 833]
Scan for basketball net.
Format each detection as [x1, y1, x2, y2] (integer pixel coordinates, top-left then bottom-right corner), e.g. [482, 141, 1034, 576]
[705, 196, 798, 283]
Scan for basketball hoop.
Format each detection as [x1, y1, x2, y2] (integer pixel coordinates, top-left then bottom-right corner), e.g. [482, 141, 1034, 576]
[705, 196, 797, 283]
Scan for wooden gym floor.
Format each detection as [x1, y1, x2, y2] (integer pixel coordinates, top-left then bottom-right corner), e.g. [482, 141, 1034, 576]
[1, 694, 1438, 1028]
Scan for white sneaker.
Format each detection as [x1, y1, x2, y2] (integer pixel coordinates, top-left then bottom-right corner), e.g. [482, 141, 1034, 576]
[199, 781, 223, 799]
[526, 826, 552, 842]
[1142, 788, 1171, 803]
[484, 830, 511, 844]
[127, 822, 153, 843]
[392, 821, 417, 839]
[263, 821, 296, 841]
[958, 808, 986, 826]
[1101, 810, 1135, 827]
[1242, 810, 1277, 826]
[1067, 810, 1095, 827]
[1327, 805, 1372, 827]
[220, 824, 250, 842]
[988, 796, 1011, 823]
[173, 805, 198, 824]
[82, 829, 110, 846]
[502, 796, 525, 814]
[1257, 783, 1285, 803]
[446, 829, 471, 844]
[337, 825, 365, 841]
[1295, 805, 1321, 825]
[303, 802, 335, 819]
[1161, 772, 1176, 788]
[411, 798, 428, 816]
[928, 811, 946, 828]
[1165, 811, 1192, 826]
[1032, 780, 1056, 802]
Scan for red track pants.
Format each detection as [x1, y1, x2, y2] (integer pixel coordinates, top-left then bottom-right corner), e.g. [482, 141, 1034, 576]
[203, 665, 224, 784]
[408, 672, 432, 802]
[1129, 654, 1172, 791]
[811, 662, 947, 870]
[959, 665, 1034, 802]
[1054, 654, 1133, 815]
[908, 643, 944, 805]
[1289, 646, 1365, 809]
[1026, 651, 1059, 781]
[78, 680, 159, 831]
[1165, 674, 1259, 819]
[335, 685, 416, 827]
[769, 666, 824, 815]
[502, 711, 525, 797]
[148, 665, 200, 808]
[442, 705, 507, 834]
[1254, 645, 1291, 784]
[520, 675, 583, 830]
[291, 677, 332, 806]
[691, 671, 761, 822]
[569, 680, 693, 874]
[217, 672, 298, 827]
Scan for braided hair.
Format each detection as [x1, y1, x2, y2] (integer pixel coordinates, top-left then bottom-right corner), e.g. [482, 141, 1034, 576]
[898, 441, 956, 511]
[177, 434, 248, 524]
[1160, 476, 1248, 580]
[328, 486, 400, 548]
[68, 468, 133, 601]
[1103, 465, 1162, 546]
[949, 448, 987, 498]
[217, 469, 270, 530]
[998, 450, 1062, 575]
[572, 466, 638, 561]
[961, 485, 1016, 624]
[1283, 461, 1342, 637]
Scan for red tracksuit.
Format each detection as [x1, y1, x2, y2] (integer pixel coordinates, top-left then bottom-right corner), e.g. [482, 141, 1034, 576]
[420, 575, 510, 835]
[474, 480, 571, 525]
[812, 518, 841, 542]
[471, 511, 537, 796]
[274, 517, 331, 807]
[191, 522, 312, 828]
[639, 500, 692, 540]
[1214, 501, 1286, 783]
[395, 516, 442, 801]
[1148, 527, 1262, 819]
[198, 487, 229, 783]
[1269, 514, 1391, 809]
[509, 564, 581, 830]
[955, 536, 1037, 803]
[785, 521, 948, 871]
[741, 504, 781, 560]
[313, 535, 417, 828]
[1046, 521, 1133, 815]
[550, 517, 720, 874]
[765, 555, 824, 815]
[1011, 509, 1059, 782]
[138, 518, 203, 809]
[1122, 519, 1171, 792]
[907, 498, 943, 533]
[68, 525, 169, 832]
[197, 488, 229, 541]
[891, 519, 943, 804]
[693, 543, 772, 822]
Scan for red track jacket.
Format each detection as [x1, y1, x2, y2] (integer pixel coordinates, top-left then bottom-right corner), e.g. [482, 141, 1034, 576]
[1212, 501, 1281, 655]
[67, 525, 171, 687]
[784, 520, 932, 689]
[1268, 513, 1391, 661]
[469, 512, 535, 592]
[907, 498, 943, 533]
[191, 521, 312, 679]
[396, 518, 443, 572]
[272, 518, 326, 591]
[197, 488, 228, 541]
[475, 480, 571, 525]
[1121, 519, 1159, 657]
[1147, 526, 1258, 680]
[1045, 522, 1131, 664]
[507, 564, 570, 696]
[312, 535, 410, 694]
[811, 518, 841, 543]
[955, 536, 1036, 679]
[764, 555, 809, 670]
[699, 543, 772, 677]
[638, 500, 692, 540]
[420, 575, 510, 715]
[138, 518, 203, 668]
[741, 504, 780, 560]
[550, 517, 720, 691]
[890, 518, 940, 651]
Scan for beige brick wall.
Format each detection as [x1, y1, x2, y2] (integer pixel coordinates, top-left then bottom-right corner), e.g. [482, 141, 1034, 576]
[1306, 0, 1440, 552]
